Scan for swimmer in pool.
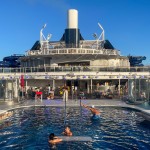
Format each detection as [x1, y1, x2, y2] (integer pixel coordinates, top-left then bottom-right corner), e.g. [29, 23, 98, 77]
[48, 133, 62, 145]
[81, 103, 100, 119]
[0, 111, 13, 121]
[62, 125, 73, 136]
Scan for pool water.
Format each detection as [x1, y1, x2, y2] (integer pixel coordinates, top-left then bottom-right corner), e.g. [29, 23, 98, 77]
[0, 106, 150, 150]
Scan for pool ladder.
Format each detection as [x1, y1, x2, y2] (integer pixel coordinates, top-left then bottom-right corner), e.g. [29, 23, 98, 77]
[64, 96, 82, 126]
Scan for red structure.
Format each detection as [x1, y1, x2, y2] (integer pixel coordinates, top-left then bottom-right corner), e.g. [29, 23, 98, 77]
[20, 75, 24, 88]
[35, 91, 43, 100]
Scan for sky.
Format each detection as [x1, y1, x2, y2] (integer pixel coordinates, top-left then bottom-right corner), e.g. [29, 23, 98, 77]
[0, 0, 150, 64]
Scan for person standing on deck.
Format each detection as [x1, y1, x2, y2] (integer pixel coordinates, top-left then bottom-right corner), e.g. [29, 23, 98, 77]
[48, 84, 51, 95]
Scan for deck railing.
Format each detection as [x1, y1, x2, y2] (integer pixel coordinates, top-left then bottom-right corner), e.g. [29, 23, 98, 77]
[26, 48, 120, 56]
[0, 66, 150, 74]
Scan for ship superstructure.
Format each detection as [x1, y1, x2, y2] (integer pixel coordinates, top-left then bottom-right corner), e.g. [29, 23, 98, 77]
[22, 9, 129, 68]
[0, 9, 149, 102]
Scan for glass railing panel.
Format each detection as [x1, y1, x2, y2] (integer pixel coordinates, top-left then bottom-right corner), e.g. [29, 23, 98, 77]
[3, 68, 11, 73]
[91, 67, 99, 72]
[120, 68, 129, 72]
[25, 67, 32, 73]
[82, 67, 91, 71]
[72, 66, 82, 72]
[115, 68, 120, 72]
[130, 68, 137, 72]
[142, 67, 149, 72]
[63, 67, 72, 72]
[107, 67, 115, 72]
[38, 67, 45, 72]
[0, 66, 149, 74]
[136, 67, 143, 72]
[0, 68, 3, 73]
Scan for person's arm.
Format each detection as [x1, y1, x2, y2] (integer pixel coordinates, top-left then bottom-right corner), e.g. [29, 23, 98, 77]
[68, 131, 73, 136]
[81, 103, 91, 110]
[49, 138, 62, 144]
[61, 131, 65, 135]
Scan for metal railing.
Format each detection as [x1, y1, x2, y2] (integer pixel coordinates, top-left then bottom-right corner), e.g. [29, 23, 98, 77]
[26, 48, 120, 56]
[0, 66, 150, 74]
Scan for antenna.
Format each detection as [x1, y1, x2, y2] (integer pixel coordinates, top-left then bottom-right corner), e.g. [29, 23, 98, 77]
[98, 22, 104, 30]
[39, 24, 52, 51]
[93, 33, 98, 40]
[40, 23, 47, 43]
[92, 22, 105, 49]
[47, 34, 52, 41]
[98, 22, 105, 41]
[43, 23, 46, 29]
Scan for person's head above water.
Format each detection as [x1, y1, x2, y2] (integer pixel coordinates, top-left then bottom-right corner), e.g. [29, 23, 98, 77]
[65, 125, 70, 128]
[65, 125, 71, 130]
[63, 125, 73, 136]
[49, 133, 55, 140]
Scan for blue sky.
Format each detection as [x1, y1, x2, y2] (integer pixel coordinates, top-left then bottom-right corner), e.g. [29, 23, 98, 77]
[0, 0, 150, 64]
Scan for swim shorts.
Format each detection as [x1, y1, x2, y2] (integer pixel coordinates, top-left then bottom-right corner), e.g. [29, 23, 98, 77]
[91, 114, 100, 120]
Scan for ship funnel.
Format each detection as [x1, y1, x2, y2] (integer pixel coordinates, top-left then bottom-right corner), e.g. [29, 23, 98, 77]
[67, 9, 78, 29]
[65, 9, 80, 48]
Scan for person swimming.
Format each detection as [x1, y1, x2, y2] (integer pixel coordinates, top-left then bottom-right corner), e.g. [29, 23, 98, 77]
[48, 133, 62, 145]
[0, 111, 13, 121]
[62, 125, 73, 136]
[81, 103, 100, 120]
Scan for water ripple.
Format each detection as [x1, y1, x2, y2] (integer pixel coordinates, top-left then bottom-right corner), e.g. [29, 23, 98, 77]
[0, 106, 149, 149]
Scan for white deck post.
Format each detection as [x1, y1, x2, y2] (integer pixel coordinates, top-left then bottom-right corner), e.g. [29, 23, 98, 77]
[26, 79, 27, 96]
[14, 78, 18, 98]
[148, 78, 149, 101]
[53, 79, 55, 90]
[139, 78, 140, 97]
[118, 78, 120, 96]
[5, 80, 8, 100]
[87, 80, 90, 94]
[91, 79, 93, 94]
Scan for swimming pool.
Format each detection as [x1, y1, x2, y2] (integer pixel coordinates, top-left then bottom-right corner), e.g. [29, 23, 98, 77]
[0, 106, 150, 150]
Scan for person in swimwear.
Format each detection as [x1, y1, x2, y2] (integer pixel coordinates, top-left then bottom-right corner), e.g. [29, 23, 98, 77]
[0, 111, 13, 121]
[48, 133, 62, 145]
[81, 103, 100, 119]
[62, 125, 73, 136]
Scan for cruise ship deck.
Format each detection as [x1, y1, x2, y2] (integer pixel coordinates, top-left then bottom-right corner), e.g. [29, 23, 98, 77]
[0, 9, 149, 105]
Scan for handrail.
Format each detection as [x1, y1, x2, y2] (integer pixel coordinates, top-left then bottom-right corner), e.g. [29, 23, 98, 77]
[0, 66, 150, 74]
[26, 48, 120, 56]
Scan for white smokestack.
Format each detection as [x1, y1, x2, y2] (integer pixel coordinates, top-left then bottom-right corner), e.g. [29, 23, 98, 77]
[67, 9, 78, 29]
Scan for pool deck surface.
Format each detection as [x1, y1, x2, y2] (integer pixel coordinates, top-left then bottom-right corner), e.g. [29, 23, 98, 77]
[0, 99, 150, 117]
